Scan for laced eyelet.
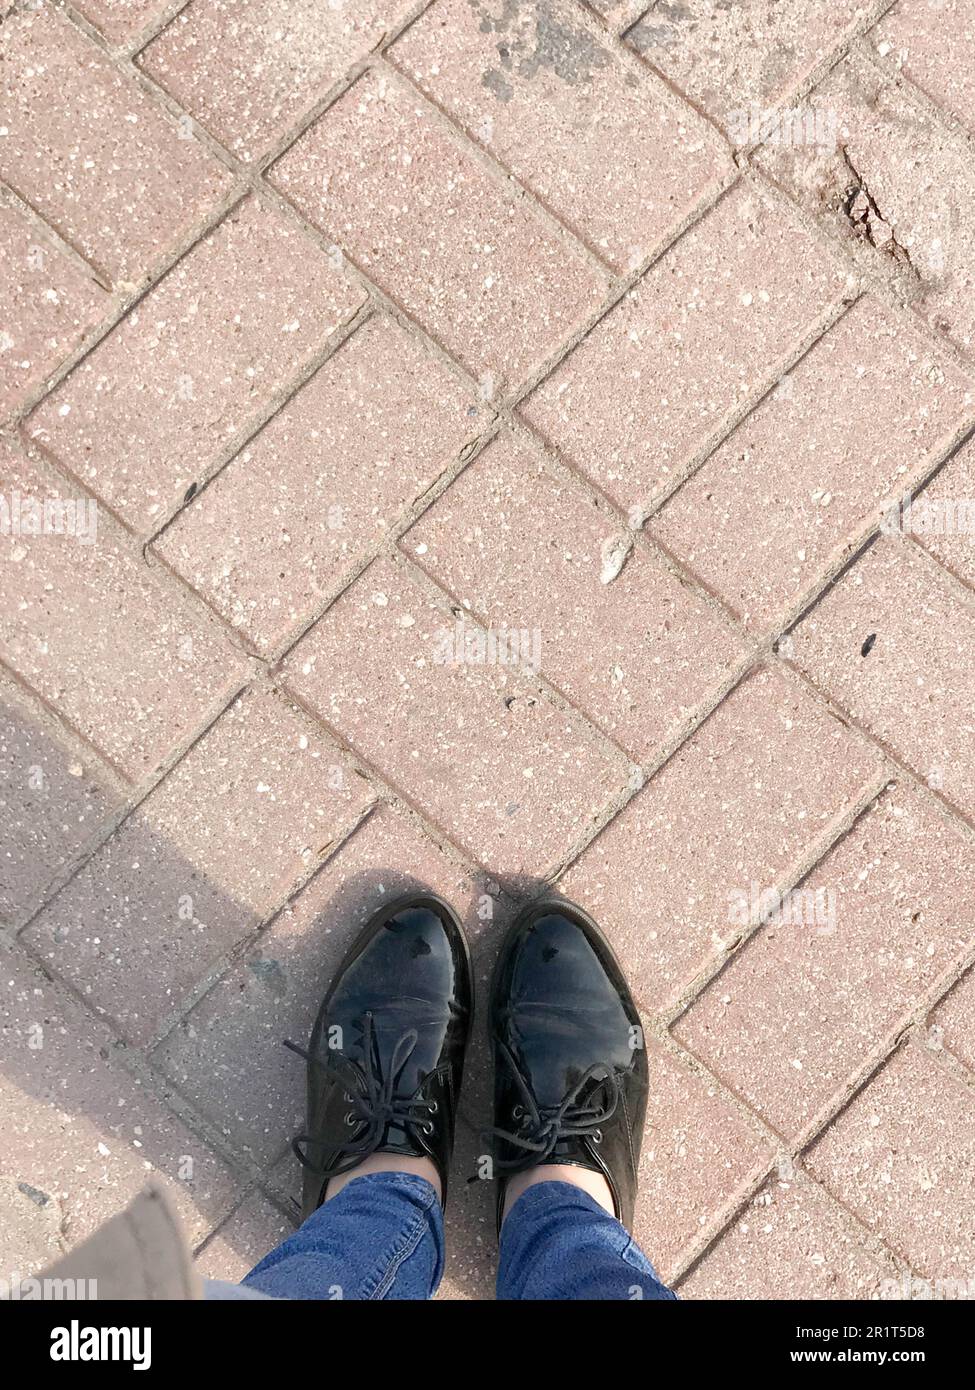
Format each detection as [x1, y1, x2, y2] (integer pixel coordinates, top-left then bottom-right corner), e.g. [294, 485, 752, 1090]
[422, 1121, 435, 1135]
[512, 1104, 524, 1121]
[285, 1018, 431, 1179]
[591, 1129, 603, 1144]
[428, 1101, 438, 1115]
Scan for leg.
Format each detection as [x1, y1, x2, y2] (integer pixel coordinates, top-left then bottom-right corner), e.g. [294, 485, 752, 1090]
[497, 1181, 674, 1301]
[242, 1172, 443, 1301]
[489, 898, 677, 1301]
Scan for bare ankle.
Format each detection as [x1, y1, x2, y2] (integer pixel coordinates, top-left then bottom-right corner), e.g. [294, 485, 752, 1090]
[501, 1163, 615, 1226]
[326, 1154, 443, 1204]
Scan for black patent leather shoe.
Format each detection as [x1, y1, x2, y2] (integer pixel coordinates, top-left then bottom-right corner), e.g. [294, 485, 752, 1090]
[489, 898, 648, 1231]
[286, 892, 473, 1221]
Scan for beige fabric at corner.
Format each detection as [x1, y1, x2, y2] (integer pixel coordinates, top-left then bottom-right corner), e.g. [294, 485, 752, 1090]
[19, 1182, 202, 1302]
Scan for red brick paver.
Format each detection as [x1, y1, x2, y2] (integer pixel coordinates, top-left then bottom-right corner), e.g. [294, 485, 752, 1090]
[0, 6, 233, 286]
[560, 667, 883, 1011]
[675, 782, 975, 1139]
[389, 0, 732, 271]
[154, 312, 486, 652]
[0, 199, 107, 421]
[141, 0, 412, 164]
[521, 183, 849, 513]
[589, 0, 650, 31]
[791, 537, 975, 820]
[24, 687, 373, 1045]
[271, 70, 608, 391]
[649, 296, 972, 630]
[807, 1044, 975, 1283]
[405, 431, 748, 759]
[282, 555, 630, 876]
[195, 1193, 293, 1282]
[872, 0, 975, 134]
[930, 967, 975, 1073]
[626, 0, 868, 136]
[4, 0, 975, 1300]
[0, 441, 247, 779]
[757, 51, 975, 358]
[74, 0, 173, 48]
[0, 936, 239, 1262]
[153, 802, 485, 1165]
[28, 197, 365, 536]
[680, 1171, 898, 1301]
[908, 435, 975, 592]
[633, 1041, 774, 1280]
[0, 676, 122, 928]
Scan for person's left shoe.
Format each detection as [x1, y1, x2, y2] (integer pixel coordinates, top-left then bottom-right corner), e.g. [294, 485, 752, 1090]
[286, 891, 473, 1221]
[489, 898, 648, 1231]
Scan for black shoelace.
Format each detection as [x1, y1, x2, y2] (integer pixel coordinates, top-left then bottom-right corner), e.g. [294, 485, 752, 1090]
[487, 1037, 620, 1171]
[284, 1011, 438, 1178]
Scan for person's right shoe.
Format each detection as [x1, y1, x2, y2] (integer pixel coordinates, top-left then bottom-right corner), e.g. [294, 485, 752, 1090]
[489, 898, 648, 1231]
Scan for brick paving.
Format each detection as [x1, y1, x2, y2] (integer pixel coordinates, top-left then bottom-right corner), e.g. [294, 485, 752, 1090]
[2, 0, 975, 1302]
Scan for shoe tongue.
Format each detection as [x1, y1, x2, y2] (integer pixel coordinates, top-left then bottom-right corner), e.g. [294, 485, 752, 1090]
[547, 1136, 601, 1171]
[378, 1126, 425, 1158]
[351, 1007, 445, 1100]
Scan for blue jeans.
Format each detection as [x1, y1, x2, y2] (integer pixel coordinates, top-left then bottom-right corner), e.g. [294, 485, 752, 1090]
[239, 1174, 676, 1301]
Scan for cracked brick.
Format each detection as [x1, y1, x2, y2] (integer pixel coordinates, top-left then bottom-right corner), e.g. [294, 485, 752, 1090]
[756, 52, 975, 358]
